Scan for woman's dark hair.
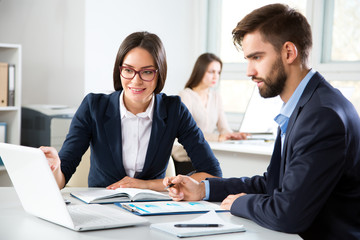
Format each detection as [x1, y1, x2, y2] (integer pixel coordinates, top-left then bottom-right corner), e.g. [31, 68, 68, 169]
[232, 3, 312, 66]
[113, 31, 167, 94]
[185, 53, 222, 89]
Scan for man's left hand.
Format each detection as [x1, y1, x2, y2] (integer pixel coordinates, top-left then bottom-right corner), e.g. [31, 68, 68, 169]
[220, 193, 247, 210]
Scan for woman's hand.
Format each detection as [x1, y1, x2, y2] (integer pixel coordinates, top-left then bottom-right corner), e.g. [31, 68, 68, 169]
[230, 132, 249, 140]
[39, 146, 65, 189]
[40, 146, 61, 172]
[106, 177, 165, 191]
[107, 176, 149, 190]
[218, 132, 249, 141]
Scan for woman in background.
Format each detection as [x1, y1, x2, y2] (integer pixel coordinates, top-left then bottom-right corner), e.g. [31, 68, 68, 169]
[172, 53, 247, 165]
[41, 32, 222, 191]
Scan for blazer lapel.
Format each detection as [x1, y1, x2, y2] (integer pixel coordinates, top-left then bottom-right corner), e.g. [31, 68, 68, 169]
[267, 128, 282, 193]
[137, 94, 167, 178]
[280, 72, 323, 182]
[103, 91, 126, 176]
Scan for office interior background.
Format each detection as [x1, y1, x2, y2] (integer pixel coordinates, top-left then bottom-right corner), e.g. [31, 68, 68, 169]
[0, 0, 360, 184]
[1, 0, 360, 120]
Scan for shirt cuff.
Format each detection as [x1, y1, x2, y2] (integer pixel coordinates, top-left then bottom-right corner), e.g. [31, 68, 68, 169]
[201, 180, 210, 200]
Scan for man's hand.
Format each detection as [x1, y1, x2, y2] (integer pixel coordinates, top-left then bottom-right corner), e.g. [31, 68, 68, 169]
[220, 193, 247, 210]
[163, 175, 205, 201]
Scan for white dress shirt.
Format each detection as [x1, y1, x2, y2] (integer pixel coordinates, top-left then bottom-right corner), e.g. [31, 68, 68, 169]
[119, 92, 154, 177]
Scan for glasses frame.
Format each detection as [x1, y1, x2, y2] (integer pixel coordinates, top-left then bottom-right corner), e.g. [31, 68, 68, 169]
[119, 66, 158, 82]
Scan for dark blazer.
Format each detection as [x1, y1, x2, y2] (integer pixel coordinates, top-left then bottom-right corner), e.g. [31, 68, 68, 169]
[208, 72, 360, 239]
[59, 91, 222, 187]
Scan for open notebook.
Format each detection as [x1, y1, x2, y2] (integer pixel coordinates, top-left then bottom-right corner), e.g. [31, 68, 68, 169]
[0, 143, 148, 231]
[71, 188, 171, 204]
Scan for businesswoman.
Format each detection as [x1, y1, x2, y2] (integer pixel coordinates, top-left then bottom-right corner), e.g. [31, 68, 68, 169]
[180, 53, 247, 142]
[172, 53, 247, 163]
[41, 31, 222, 191]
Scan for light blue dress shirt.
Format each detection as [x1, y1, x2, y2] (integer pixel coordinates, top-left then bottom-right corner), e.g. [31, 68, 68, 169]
[274, 68, 315, 154]
[203, 69, 316, 200]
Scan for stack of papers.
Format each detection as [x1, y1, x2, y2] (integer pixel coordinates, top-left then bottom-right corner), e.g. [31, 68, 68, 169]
[150, 210, 246, 238]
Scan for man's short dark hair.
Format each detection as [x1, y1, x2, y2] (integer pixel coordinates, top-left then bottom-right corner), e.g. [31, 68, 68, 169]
[232, 3, 312, 65]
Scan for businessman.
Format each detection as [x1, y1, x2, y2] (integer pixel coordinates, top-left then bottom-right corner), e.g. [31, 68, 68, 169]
[164, 4, 360, 239]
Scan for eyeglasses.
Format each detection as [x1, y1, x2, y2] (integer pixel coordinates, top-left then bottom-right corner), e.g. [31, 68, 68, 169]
[119, 66, 158, 82]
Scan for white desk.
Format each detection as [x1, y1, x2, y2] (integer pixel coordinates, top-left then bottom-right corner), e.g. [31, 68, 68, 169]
[0, 187, 300, 240]
[209, 141, 274, 178]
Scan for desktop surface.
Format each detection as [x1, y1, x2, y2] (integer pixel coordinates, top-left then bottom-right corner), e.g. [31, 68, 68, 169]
[209, 140, 274, 156]
[0, 187, 301, 240]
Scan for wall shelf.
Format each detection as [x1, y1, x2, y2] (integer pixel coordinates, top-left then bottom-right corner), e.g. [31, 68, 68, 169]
[0, 43, 21, 186]
[0, 43, 22, 145]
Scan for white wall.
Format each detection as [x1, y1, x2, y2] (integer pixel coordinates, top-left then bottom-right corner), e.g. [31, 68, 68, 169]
[84, 0, 207, 95]
[0, 0, 85, 107]
[0, 0, 207, 107]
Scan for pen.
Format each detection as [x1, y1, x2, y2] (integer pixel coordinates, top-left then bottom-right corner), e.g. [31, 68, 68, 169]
[121, 204, 138, 213]
[174, 224, 223, 228]
[164, 170, 196, 190]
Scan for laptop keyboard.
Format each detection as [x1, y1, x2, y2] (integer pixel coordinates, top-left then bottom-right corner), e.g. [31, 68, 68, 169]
[68, 204, 131, 226]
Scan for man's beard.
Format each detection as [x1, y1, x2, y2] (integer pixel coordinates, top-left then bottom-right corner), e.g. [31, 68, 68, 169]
[254, 57, 287, 98]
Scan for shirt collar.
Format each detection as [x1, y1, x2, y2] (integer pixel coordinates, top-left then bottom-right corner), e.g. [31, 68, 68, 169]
[120, 91, 155, 120]
[280, 68, 316, 118]
[275, 68, 316, 133]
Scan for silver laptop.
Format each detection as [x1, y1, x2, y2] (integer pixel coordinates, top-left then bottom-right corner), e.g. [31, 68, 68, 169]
[224, 87, 282, 144]
[0, 143, 148, 231]
[237, 87, 282, 141]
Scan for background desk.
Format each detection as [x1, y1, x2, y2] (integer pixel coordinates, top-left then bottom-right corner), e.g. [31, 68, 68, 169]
[0, 187, 300, 240]
[209, 141, 274, 178]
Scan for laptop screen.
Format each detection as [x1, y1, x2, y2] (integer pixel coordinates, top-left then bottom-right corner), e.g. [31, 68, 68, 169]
[239, 87, 283, 134]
